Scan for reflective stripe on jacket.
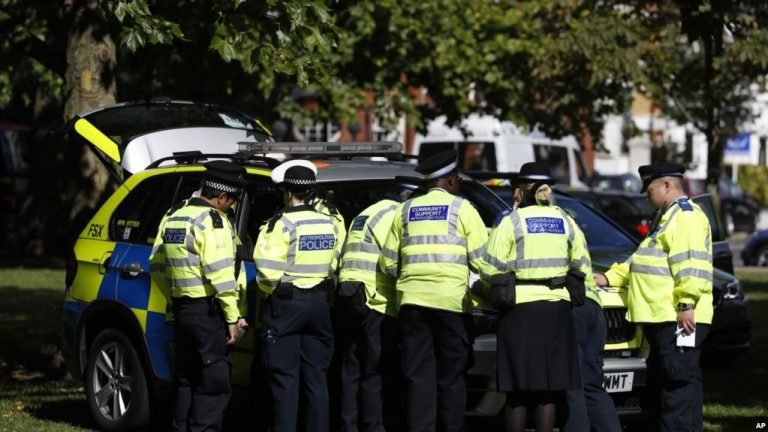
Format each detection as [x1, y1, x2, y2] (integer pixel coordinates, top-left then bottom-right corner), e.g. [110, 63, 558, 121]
[149, 199, 240, 323]
[340, 199, 399, 316]
[379, 188, 489, 313]
[481, 204, 597, 305]
[254, 204, 341, 292]
[604, 197, 714, 324]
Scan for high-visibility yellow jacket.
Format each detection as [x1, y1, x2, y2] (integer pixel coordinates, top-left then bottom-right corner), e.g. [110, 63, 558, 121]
[149, 198, 240, 323]
[340, 199, 399, 316]
[313, 198, 347, 267]
[379, 188, 489, 313]
[481, 204, 597, 305]
[604, 197, 713, 324]
[254, 204, 342, 293]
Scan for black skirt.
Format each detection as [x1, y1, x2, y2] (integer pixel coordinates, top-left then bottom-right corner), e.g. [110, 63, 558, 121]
[496, 300, 580, 392]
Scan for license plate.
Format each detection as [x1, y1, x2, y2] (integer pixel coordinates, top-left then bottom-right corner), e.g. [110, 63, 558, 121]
[603, 372, 634, 393]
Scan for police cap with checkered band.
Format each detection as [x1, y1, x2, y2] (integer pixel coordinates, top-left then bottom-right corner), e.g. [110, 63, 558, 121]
[202, 160, 247, 199]
[271, 159, 318, 191]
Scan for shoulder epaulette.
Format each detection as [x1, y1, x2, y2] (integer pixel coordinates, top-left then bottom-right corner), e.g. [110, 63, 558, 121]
[677, 199, 694, 211]
[493, 209, 512, 227]
[209, 209, 224, 229]
[166, 199, 188, 216]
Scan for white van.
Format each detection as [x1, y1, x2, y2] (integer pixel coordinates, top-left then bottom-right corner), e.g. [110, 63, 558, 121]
[413, 114, 590, 189]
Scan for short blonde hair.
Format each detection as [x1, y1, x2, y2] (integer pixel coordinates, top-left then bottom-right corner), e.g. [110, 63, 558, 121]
[519, 183, 555, 206]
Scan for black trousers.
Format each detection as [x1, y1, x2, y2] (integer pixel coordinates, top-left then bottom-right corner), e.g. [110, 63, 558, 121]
[644, 322, 710, 432]
[340, 309, 401, 432]
[399, 305, 472, 432]
[261, 287, 334, 432]
[563, 299, 621, 432]
[172, 297, 231, 432]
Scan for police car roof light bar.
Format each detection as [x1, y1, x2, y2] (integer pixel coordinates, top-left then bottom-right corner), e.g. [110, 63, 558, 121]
[146, 152, 280, 169]
[237, 141, 403, 159]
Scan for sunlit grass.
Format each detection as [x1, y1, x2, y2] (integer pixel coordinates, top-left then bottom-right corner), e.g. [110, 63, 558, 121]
[701, 269, 768, 432]
[0, 267, 766, 431]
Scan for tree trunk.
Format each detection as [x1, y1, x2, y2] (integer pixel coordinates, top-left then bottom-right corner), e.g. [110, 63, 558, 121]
[63, 0, 117, 223]
[703, 27, 722, 197]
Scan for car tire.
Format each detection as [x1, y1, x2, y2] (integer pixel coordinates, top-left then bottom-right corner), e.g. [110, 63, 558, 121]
[85, 328, 151, 431]
[755, 244, 768, 267]
[723, 212, 735, 235]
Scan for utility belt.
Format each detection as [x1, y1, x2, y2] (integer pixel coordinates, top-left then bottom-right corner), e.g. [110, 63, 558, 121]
[268, 279, 334, 318]
[489, 269, 586, 311]
[171, 295, 222, 317]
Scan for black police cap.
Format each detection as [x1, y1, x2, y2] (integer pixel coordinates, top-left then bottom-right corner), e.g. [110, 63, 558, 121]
[638, 162, 685, 192]
[517, 162, 556, 185]
[415, 150, 458, 180]
[283, 166, 316, 191]
[202, 160, 247, 197]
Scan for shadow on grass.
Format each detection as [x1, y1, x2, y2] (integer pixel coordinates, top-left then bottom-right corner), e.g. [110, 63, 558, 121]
[0, 286, 66, 376]
[0, 380, 96, 430]
[27, 398, 97, 430]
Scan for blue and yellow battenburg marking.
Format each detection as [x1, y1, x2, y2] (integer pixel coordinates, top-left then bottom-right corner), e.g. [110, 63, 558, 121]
[62, 166, 266, 381]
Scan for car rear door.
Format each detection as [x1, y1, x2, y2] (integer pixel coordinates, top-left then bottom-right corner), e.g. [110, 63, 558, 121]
[65, 101, 272, 181]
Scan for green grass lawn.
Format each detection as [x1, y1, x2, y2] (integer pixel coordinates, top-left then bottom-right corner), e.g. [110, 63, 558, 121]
[0, 267, 766, 431]
[0, 268, 96, 431]
[702, 268, 768, 432]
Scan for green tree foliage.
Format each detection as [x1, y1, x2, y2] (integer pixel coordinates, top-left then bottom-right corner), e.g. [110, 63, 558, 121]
[3, 0, 768, 256]
[637, 1, 768, 186]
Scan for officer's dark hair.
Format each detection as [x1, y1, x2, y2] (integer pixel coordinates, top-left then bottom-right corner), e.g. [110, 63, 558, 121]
[282, 187, 313, 203]
[201, 184, 233, 200]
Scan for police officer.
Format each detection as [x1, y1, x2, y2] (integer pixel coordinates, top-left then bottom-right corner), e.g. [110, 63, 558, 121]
[594, 162, 713, 432]
[480, 162, 584, 432]
[563, 270, 621, 429]
[338, 176, 422, 432]
[254, 159, 342, 432]
[149, 160, 247, 432]
[380, 150, 488, 432]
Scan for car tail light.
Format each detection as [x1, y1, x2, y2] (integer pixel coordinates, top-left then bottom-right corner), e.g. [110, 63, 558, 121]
[65, 251, 77, 289]
[636, 221, 650, 237]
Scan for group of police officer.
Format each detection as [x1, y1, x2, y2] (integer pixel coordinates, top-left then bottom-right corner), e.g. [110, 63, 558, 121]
[150, 150, 714, 432]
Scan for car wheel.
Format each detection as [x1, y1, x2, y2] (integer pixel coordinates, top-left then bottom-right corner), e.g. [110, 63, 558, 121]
[755, 245, 768, 267]
[723, 212, 735, 235]
[85, 329, 150, 431]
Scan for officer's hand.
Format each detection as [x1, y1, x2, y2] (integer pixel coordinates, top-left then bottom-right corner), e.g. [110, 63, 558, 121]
[470, 280, 486, 298]
[237, 317, 249, 330]
[593, 272, 608, 287]
[226, 323, 239, 346]
[677, 309, 696, 335]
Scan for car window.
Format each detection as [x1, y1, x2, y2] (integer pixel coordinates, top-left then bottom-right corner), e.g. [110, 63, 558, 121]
[111, 174, 178, 244]
[458, 181, 509, 227]
[556, 196, 637, 250]
[574, 150, 590, 185]
[240, 180, 281, 256]
[596, 196, 637, 219]
[533, 144, 569, 184]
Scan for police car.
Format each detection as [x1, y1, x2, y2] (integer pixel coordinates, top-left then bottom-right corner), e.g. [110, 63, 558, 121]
[62, 101, 650, 430]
